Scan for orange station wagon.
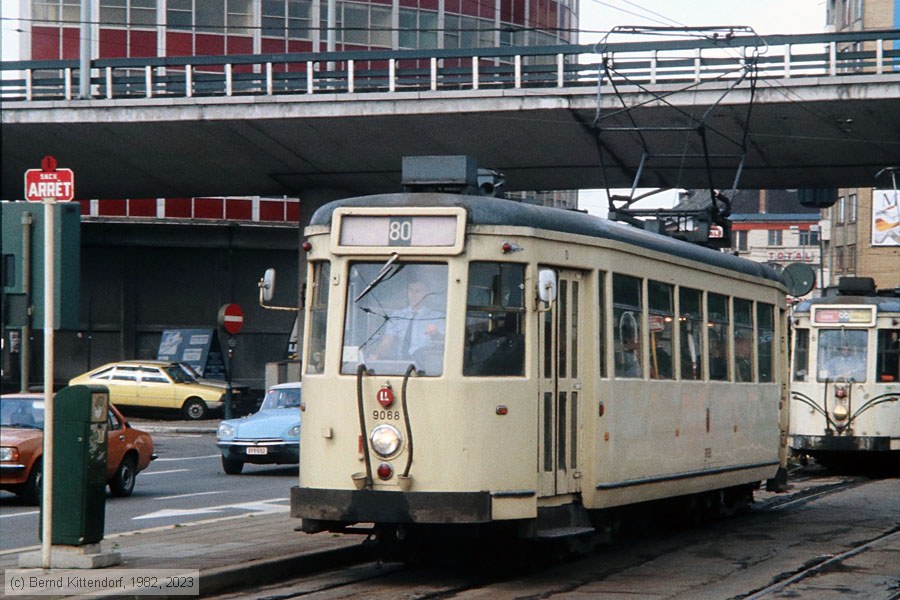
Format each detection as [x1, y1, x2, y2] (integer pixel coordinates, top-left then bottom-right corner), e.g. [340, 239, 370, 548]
[0, 393, 156, 505]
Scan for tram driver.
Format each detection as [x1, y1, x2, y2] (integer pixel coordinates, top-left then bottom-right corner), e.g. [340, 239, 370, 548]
[822, 344, 867, 382]
[372, 273, 446, 363]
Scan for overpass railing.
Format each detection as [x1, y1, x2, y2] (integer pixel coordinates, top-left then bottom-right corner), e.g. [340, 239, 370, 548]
[1, 30, 898, 102]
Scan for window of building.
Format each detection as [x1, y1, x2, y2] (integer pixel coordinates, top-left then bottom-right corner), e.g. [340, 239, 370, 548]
[834, 246, 844, 272]
[847, 244, 856, 272]
[167, 0, 193, 30]
[613, 274, 643, 378]
[837, 196, 846, 224]
[735, 230, 748, 252]
[799, 229, 819, 246]
[767, 230, 783, 246]
[849, 193, 857, 223]
[33, 0, 81, 23]
[227, 0, 253, 36]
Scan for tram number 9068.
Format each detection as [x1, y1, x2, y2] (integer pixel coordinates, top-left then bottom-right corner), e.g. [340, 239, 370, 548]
[373, 410, 401, 421]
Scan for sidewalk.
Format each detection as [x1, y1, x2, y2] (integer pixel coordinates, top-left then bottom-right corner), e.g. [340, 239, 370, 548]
[1, 417, 371, 598]
[1, 512, 369, 598]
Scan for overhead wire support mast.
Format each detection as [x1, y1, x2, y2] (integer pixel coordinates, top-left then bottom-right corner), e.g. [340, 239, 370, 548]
[590, 26, 765, 249]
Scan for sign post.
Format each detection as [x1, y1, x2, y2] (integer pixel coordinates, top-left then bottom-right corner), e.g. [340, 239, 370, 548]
[25, 155, 74, 569]
[217, 304, 244, 420]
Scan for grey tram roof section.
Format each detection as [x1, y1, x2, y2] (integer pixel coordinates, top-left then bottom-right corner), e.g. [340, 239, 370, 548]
[310, 193, 784, 285]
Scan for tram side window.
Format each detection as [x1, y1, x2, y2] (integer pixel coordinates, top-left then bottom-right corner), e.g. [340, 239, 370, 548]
[306, 261, 331, 375]
[679, 287, 704, 380]
[792, 328, 810, 381]
[757, 303, 775, 382]
[707, 293, 729, 381]
[734, 298, 754, 382]
[613, 274, 643, 378]
[463, 262, 526, 376]
[876, 329, 900, 382]
[648, 280, 674, 379]
[598, 271, 607, 378]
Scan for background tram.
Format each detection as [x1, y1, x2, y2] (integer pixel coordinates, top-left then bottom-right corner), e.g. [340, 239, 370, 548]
[291, 157, 789, 544]
[789, 277, 900, 467]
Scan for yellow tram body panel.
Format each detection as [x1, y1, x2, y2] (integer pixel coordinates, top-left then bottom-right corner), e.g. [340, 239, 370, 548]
[293, 191, 789, 533]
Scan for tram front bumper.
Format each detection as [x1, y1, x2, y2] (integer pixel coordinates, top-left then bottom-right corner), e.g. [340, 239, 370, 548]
[791, 434, 892, 452]
[291, 486, 492, 530]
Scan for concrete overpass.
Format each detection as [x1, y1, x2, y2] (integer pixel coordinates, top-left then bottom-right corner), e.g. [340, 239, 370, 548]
[2, 30, 900, 201]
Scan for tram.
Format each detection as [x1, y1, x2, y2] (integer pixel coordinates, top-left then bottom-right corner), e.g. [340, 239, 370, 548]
[789, 277, 900, 467]
[291, 157, 789, 543]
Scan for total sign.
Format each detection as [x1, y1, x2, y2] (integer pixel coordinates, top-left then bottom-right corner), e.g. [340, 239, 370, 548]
[24, 156, 74, 202]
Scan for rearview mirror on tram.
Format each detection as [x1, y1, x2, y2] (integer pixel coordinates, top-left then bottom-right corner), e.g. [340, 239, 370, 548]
[538, 269, 557, 305]
[260, 268, 276, 302]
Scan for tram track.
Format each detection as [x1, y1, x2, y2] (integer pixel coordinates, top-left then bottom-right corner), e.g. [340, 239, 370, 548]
[740, 526, 900, 600]
[209, 474, 893, 599]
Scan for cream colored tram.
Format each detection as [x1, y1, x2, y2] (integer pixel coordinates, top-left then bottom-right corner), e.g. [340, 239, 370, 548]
[292, 189, 789, 540]
[789, 278, 900, 466]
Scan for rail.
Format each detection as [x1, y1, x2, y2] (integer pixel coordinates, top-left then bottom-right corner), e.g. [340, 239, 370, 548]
[1, 30, 898, 102]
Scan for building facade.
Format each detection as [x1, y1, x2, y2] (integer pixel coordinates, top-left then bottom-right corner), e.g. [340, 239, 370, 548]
[824, 0, 900, 290]
[1, 0, 579, 394]
[21, 0, 576, 61]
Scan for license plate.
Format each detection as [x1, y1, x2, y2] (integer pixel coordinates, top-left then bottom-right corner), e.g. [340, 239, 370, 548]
[246, 447, 268, 455]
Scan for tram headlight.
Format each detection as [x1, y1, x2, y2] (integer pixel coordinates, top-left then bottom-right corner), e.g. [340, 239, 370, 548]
[831, 404, 849, 421]
[370, 424, 402, 458]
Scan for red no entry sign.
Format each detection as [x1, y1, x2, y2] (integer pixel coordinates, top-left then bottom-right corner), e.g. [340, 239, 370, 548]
[24, 155, 74, 202]
[218, 303, 244, 335]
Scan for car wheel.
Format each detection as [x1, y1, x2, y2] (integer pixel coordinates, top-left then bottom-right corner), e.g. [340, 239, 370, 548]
[222, 456, 244, 475]
[182, 398, 208, 420]
[109, 455, 137, 497]
[20, 459, 42, 506]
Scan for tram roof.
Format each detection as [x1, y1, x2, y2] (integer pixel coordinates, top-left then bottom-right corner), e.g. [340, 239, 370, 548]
[794, 295, 900, 314]
[311, 193, 783, 285]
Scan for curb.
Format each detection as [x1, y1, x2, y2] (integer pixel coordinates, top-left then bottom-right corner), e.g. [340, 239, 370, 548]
[198, 543, 375, 598]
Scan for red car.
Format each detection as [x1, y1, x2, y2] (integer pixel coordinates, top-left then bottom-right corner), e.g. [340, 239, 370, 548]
[0, 393, 156, 505]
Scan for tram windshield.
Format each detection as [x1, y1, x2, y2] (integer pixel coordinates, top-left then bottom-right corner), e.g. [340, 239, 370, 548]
[817, 329, 868, 382]
[341, 262, 448, 376]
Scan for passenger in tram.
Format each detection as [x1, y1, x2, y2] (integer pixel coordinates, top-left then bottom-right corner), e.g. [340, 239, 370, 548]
[709, 333, 728, 380]
[735, 331, 753, 382]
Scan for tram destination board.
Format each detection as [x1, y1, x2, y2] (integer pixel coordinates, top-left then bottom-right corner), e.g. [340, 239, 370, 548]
[332, 207, 466, 255]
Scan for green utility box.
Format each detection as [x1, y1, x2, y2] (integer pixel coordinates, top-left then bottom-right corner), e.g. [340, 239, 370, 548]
[48, 385, 109, 545]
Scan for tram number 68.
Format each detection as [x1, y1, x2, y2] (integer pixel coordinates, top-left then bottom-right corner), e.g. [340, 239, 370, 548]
[388, 218, 413, 246]
[373, 410, 401, 421]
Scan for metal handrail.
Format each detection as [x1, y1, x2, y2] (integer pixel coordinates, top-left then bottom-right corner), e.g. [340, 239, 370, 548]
[2, 29, 898, 102]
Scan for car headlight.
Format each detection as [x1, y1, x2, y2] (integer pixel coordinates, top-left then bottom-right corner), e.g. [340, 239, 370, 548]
[217, 423, 236, 439]
[370, 424, 402, 458]
[287, 425, 301, 438]
[1, 447, 19, 462]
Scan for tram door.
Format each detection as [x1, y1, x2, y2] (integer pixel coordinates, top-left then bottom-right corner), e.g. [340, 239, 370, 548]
[538, 268, 584, 497]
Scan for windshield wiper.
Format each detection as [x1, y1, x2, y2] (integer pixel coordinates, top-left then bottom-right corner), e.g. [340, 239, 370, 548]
[354, 253, 401, 303]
